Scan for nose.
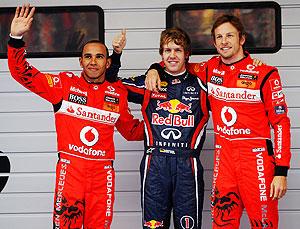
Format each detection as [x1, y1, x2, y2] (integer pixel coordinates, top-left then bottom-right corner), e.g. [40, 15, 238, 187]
[90, 57, 97, 64]
[170, 50, 176, 58]
[221, 36, 228, 44]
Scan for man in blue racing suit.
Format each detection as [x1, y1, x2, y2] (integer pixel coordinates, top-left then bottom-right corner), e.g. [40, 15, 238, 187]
[122, 28, 209, 229]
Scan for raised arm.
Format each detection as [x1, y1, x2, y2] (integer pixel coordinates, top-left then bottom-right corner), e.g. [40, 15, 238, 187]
[106, 29, 127, 82]
[112, 29, 126, 54]
[8, 4, 63, 105]
[11, 4, 35, 37]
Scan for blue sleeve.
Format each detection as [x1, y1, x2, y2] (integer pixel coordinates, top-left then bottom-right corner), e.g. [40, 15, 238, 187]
[121, 75, 146, 104]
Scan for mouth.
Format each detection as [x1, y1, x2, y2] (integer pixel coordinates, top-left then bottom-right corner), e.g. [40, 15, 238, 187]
[167, 60, 178, 65]
[88, 68, 99, 71]
[221, 47, 231, 51]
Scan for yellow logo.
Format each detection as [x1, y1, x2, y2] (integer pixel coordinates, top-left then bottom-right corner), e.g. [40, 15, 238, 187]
[45, 74, 53, 87]
[160, 81, 168, 87]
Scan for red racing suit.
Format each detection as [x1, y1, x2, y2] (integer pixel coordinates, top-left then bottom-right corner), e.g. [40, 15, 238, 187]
[187, 53, 291, 228]
[8, 38, 144, 229]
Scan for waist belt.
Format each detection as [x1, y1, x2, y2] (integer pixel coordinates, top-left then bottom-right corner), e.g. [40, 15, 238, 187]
[145, 147, 199, 157]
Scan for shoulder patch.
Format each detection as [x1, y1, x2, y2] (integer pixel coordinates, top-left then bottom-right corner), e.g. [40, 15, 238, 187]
[45, 74, 62, 88]
[60, 71, 76, 78]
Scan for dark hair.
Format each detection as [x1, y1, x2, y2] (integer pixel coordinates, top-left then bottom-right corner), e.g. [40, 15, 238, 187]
[159, 27, 191, 57]
[80, 40, 109, 57]
[211, 15, 246, 41]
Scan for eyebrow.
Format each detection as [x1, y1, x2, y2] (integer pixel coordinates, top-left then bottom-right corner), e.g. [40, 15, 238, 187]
[83, 53, 105, 57]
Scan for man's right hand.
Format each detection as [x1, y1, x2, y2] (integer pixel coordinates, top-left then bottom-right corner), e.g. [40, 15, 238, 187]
[145, 69, 161, 92]
[11, 4, 35, 37]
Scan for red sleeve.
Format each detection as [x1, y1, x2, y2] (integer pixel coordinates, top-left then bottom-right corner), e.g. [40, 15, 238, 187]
[186, 62, 207, 82]
[159, 60, 207, 82]
[7, 44, 63, 104]
[115, 85, 144, 141]
[262, 69, 291, 175]
[115, 108, 144, 141]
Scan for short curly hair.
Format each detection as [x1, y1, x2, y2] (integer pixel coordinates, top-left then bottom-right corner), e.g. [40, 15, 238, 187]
[159, 27, 191, 57]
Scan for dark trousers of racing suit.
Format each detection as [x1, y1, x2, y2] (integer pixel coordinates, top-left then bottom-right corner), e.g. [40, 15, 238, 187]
[141, 150, 204, 229]
[53, 153, 115, 229]
[211, 138, 278, 229]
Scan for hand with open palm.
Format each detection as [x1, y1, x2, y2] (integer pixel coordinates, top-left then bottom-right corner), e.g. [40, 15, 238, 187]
[10, 4, 35, 37]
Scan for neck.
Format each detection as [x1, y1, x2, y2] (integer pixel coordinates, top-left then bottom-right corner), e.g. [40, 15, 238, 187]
[82, 73, 105, 84]
[221, 49, 245, 65]
[164, 69, 186, 76]
[83, 74, 105, 83]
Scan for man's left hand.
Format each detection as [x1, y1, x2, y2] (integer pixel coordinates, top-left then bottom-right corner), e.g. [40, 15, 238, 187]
[113, 29, 126, 54]
[270, 176, 287, 200]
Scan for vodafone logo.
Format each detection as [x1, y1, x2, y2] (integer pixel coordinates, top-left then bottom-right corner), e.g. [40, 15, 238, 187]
[80, 126, 99, 146]
[247, 64, 255, 71]
[217, 106, 251, 136]
[105, 86, 120, 96]
[221, 106, 237, 126]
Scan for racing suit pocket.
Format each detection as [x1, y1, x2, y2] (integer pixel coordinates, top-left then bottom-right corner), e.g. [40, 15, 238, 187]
[266, 139, 274, 156]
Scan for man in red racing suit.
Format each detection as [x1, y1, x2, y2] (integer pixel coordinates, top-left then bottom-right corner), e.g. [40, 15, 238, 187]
[187, 53, 291, 228]
[7, 5, 144, 229]
[187, 16, 291, 228]
[147, 15, 291, 229]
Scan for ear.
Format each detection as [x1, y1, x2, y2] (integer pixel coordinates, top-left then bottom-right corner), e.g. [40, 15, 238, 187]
[106, 58, 111, 69]
[213, 40, 217, 49]
[185, 52, 190, 60]
[79, 57, 83, 68]
[240, 35, 246, 46]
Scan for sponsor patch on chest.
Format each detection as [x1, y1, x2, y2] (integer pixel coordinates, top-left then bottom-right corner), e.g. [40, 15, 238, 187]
[236, 79, 256, 88]
[238, 73, 258, 80]
[211, 75, 223, 85]
[151, 92, 167, 100]
[68, 93, 87, 105]
[103, 102, 120, 112]
[104, 95, 119, 104]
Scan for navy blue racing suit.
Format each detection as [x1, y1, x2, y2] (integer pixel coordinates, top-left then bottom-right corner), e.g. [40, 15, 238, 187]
[122, 70, 209, 229]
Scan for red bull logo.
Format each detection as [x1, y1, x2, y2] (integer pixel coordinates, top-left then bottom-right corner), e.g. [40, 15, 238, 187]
[144, 220, 164, 229]
[152, 113, 194, 127]
[156, 99, 192, 113]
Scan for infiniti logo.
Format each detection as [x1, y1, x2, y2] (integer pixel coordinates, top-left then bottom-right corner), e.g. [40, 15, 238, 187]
[80, 126, 99, 146]
[186, 86, 195, 91]
[221, 106, 237, 127]
[161, 128, 182, 140]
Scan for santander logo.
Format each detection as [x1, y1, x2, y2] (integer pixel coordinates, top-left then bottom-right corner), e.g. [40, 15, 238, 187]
[208, 83, 261, 103]
[59, 101, 120, 125]
[67, 106, 75, 113]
